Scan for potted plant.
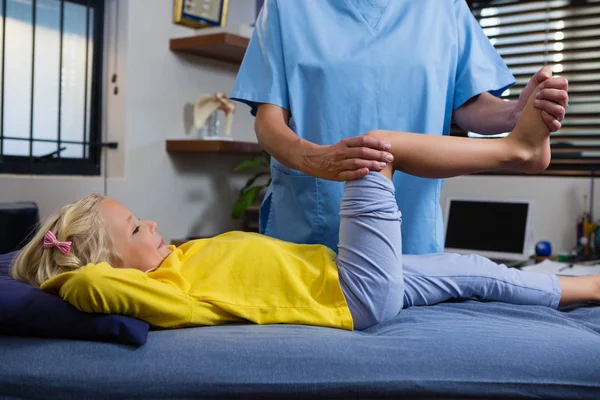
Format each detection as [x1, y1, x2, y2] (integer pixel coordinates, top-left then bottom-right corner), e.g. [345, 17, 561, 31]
[231, 151, 271, 220]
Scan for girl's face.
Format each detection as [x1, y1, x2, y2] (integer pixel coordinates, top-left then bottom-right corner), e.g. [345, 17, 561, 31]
[99, 199, 172, 272]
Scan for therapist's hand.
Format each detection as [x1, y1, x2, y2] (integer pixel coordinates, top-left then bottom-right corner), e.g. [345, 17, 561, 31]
[514, 67, 568, 132]
[302, 136, 393, 181]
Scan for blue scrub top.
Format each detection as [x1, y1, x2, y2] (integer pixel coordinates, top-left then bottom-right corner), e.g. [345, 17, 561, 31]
[231, 0, 514, 254]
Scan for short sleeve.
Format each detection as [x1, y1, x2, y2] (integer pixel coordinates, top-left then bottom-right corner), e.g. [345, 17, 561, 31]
[453, 0, 516, 110]
[230, 0, 289, 116]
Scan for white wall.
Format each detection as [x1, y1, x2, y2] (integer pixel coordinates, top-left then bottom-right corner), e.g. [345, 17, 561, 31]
[107, 0, 259, 241]
[0, 0, 259, 243]
[442, 175, 599, 253]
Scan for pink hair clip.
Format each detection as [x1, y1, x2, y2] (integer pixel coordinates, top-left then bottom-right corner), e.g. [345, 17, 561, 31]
[43, 231, 72, 255]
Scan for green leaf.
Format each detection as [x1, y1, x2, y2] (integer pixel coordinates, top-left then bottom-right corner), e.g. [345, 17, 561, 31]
[231, 186, 263, 220]
[261, 150, 271, 163]
[231, 151, 271, 220]
[240, 172, 269, 193]
[233, 159, 265, 172]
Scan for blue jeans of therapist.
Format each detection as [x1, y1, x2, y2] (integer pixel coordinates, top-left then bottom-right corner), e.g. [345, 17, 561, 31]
[336, 172, 561, 330]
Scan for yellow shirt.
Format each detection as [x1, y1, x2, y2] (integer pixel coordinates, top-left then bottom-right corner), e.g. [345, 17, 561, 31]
[41, 231, 353, 330]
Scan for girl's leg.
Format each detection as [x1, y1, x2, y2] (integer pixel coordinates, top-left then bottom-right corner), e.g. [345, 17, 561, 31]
[336, 172, 404, 330]
[364, 87, 600, 308]
[366, 84, 550, 178]
[555, 275, 600, 306]
[401, 253, 561, 308]
[337, 88, 597, 328]
[401, 253, 600, 308]
[337, 179, 600, 318]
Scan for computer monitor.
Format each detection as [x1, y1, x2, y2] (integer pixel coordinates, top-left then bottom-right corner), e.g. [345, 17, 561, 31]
[443, 197, 534, 261]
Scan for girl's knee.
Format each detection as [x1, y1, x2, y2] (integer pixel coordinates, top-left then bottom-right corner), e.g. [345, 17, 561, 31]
[364, 129, 389, 141]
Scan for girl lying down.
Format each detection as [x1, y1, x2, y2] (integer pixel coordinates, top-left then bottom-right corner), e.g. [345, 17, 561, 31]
[11, 87, 600, 331]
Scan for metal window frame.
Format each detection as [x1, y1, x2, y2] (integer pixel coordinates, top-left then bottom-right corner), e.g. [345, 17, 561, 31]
[0, 0, 105, 176]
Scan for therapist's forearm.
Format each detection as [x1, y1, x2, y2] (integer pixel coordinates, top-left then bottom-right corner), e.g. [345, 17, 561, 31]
[453, 92, 518, 135]
[255, 103, 394, 181]
[254, 106, 318, 173]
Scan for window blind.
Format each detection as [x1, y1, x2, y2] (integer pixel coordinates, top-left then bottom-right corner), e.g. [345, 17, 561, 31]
[466, 0, 600, 176]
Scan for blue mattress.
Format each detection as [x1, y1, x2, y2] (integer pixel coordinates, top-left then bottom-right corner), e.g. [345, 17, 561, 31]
[1, 300, 599, 399]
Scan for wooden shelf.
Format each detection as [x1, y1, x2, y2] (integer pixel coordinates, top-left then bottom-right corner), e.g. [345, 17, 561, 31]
[166, 139, 261, 154]
[169, 33, 249, 65]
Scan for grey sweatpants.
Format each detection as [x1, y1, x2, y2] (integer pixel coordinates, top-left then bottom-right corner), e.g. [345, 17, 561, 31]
[336, 172, 561, 330]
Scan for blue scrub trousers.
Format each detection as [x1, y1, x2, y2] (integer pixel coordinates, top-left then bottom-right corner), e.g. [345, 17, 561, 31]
[336, 173, 562, 330]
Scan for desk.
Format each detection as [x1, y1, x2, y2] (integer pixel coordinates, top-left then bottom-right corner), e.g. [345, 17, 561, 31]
[521, 259, 600, 276]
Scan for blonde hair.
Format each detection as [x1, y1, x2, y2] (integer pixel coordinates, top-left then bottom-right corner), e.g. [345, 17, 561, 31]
[11, 193, 117, 288]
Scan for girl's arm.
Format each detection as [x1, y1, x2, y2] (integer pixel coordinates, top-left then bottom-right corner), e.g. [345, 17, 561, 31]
[41, 263, 192, 328]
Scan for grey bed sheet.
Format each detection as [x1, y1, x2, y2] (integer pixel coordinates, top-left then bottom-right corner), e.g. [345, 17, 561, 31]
[1, 300, 599, 399]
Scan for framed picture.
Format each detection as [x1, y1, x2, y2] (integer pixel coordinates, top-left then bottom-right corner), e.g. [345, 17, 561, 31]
[173, 0, 229, 29]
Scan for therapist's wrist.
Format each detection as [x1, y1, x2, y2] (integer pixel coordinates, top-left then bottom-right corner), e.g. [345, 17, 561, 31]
[296, 142, 323, 176]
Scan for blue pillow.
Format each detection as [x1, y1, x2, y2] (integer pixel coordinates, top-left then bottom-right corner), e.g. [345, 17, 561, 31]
[0, 252, 149, 346]
[0, 251, 15, 277]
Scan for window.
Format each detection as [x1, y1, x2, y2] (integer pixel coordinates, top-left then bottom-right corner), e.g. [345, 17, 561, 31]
[0, 0, 104, 175]
[466, 0, 600, 176]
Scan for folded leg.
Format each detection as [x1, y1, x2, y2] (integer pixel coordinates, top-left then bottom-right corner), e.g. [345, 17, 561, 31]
[336, 172, 404, 330]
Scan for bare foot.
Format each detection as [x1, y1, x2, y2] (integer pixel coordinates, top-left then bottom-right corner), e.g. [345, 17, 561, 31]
[504, 85, 552, 174]
[558, 274, 600, 306]
[592, 275, 600, 303]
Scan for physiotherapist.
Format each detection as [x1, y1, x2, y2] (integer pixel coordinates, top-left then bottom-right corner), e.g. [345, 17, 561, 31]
[230, 0, 569, 254]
